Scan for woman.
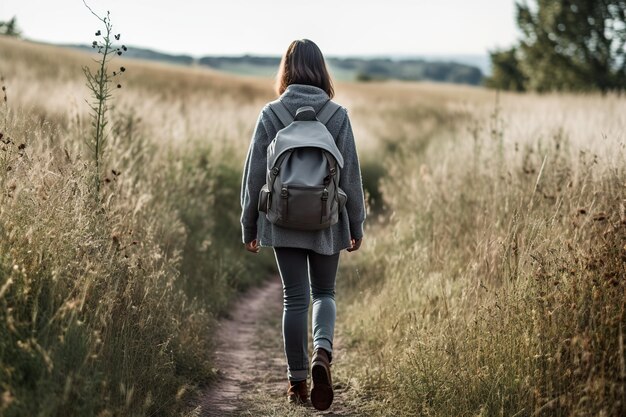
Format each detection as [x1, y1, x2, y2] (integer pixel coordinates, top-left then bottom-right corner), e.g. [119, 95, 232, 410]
[240, 39, 366, 410]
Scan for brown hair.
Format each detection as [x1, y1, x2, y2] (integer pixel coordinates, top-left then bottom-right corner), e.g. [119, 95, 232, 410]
[275, 39, 335, 98]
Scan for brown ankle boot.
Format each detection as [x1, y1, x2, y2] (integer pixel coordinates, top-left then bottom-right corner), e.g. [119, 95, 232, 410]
[287, 379, 308, 405]
[311, 348, 333, 410]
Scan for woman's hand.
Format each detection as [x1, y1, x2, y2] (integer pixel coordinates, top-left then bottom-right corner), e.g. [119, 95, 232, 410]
[347, 237, 362, 252]
[245, 239, 260, 253]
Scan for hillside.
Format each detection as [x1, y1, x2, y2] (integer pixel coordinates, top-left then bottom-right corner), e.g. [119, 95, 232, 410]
[57, 42, 484, 84]
[199, 54, 484, 84]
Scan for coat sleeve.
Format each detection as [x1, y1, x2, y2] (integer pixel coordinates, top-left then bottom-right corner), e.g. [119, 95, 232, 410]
[240, 106, 269, 244]
[336, 110, 366, 240]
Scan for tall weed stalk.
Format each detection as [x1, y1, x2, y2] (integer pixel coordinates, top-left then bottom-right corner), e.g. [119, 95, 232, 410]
[81, 1, 126, 196]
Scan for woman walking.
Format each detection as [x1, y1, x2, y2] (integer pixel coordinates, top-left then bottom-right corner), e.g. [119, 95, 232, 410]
[240, 39, 366, 410]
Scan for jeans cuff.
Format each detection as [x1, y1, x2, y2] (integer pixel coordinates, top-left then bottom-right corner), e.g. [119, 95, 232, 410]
[314, 338, 333, 354]
[288, 368, 309, 381]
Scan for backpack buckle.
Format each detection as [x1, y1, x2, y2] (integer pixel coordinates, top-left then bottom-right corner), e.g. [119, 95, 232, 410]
[329, 167, 336, 175]
[280, 187, 288, 198]
[321, 188, 329, 201]
[272, 166, 280, 176]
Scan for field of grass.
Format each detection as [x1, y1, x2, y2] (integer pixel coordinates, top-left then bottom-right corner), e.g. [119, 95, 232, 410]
[0, 34, 624, 417]
[335, 82, 626, 416]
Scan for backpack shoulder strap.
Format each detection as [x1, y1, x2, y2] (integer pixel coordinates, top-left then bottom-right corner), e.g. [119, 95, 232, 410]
[269, 99, 294, 128]
[317, 99, 342, 125]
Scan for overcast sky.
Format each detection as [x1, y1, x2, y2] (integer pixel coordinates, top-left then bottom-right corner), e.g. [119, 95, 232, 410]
[0, 0, 519, 57]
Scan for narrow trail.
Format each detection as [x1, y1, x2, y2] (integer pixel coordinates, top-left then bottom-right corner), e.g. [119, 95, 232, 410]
[193, 276, 360, 417]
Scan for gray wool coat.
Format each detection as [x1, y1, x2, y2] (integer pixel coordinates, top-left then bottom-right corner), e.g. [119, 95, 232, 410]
[240, 83, 366, 255]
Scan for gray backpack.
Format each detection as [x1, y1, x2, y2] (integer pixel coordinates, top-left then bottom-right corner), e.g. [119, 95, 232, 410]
[258, 98, 347, 231]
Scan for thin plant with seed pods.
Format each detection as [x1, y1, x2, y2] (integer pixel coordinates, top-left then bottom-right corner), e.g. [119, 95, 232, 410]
[0, 75, 10, 188]
[1, 75, 7, 129]
[81, 0, 127, 196]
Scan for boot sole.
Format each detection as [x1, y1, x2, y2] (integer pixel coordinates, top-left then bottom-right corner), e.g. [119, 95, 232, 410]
[310, 361, 333, 410]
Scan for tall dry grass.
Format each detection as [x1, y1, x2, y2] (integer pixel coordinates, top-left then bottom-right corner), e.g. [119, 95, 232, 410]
[337, 87, 626, 416]
[0, 36, 276, 416]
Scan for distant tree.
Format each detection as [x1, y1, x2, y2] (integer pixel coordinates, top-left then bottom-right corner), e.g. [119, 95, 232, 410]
[363, 60, 392, 78]
[521, 0, 626, 91]
[444, 64, 483, 85]
[355, 71, 373, 82]
[484, 47, 527, 91]
[512, 0, 626, 92]
[0, 16, 22, 37]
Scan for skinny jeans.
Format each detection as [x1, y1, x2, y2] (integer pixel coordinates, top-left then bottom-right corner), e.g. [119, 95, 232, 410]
[273, 246, 340, 382]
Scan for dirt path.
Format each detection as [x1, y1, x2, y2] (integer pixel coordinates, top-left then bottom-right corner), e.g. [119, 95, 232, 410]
[192, 276, 362, 417]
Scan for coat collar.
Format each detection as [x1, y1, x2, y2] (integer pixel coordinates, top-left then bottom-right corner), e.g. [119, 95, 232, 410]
[279, 83, 330, 113]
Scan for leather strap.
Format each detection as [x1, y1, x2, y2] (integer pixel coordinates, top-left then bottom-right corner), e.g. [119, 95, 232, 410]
[268, 149, 294, 191]
[322, 150, 337, 177]
[317, 99, 341, 125]
[269, 100, 294, 127]
[322, 150, 339, 199]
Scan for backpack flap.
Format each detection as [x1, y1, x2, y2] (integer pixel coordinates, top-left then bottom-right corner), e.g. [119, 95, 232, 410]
[267, 124, 344, 169]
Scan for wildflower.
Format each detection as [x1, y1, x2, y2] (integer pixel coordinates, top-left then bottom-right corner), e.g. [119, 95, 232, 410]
[17, 143, 26, 150]
[122, 45, 127, 51]
[115, 34, 120, 40]
[117, 51, 122, 56]
[92, 41, 97, 48]
[120, 66, 126, 72]
[117, 84, 121, 88]
[95, 30, 101, 36]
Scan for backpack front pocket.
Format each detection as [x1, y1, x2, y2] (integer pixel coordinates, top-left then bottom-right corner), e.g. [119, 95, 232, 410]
[279, 184, 329, 229]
